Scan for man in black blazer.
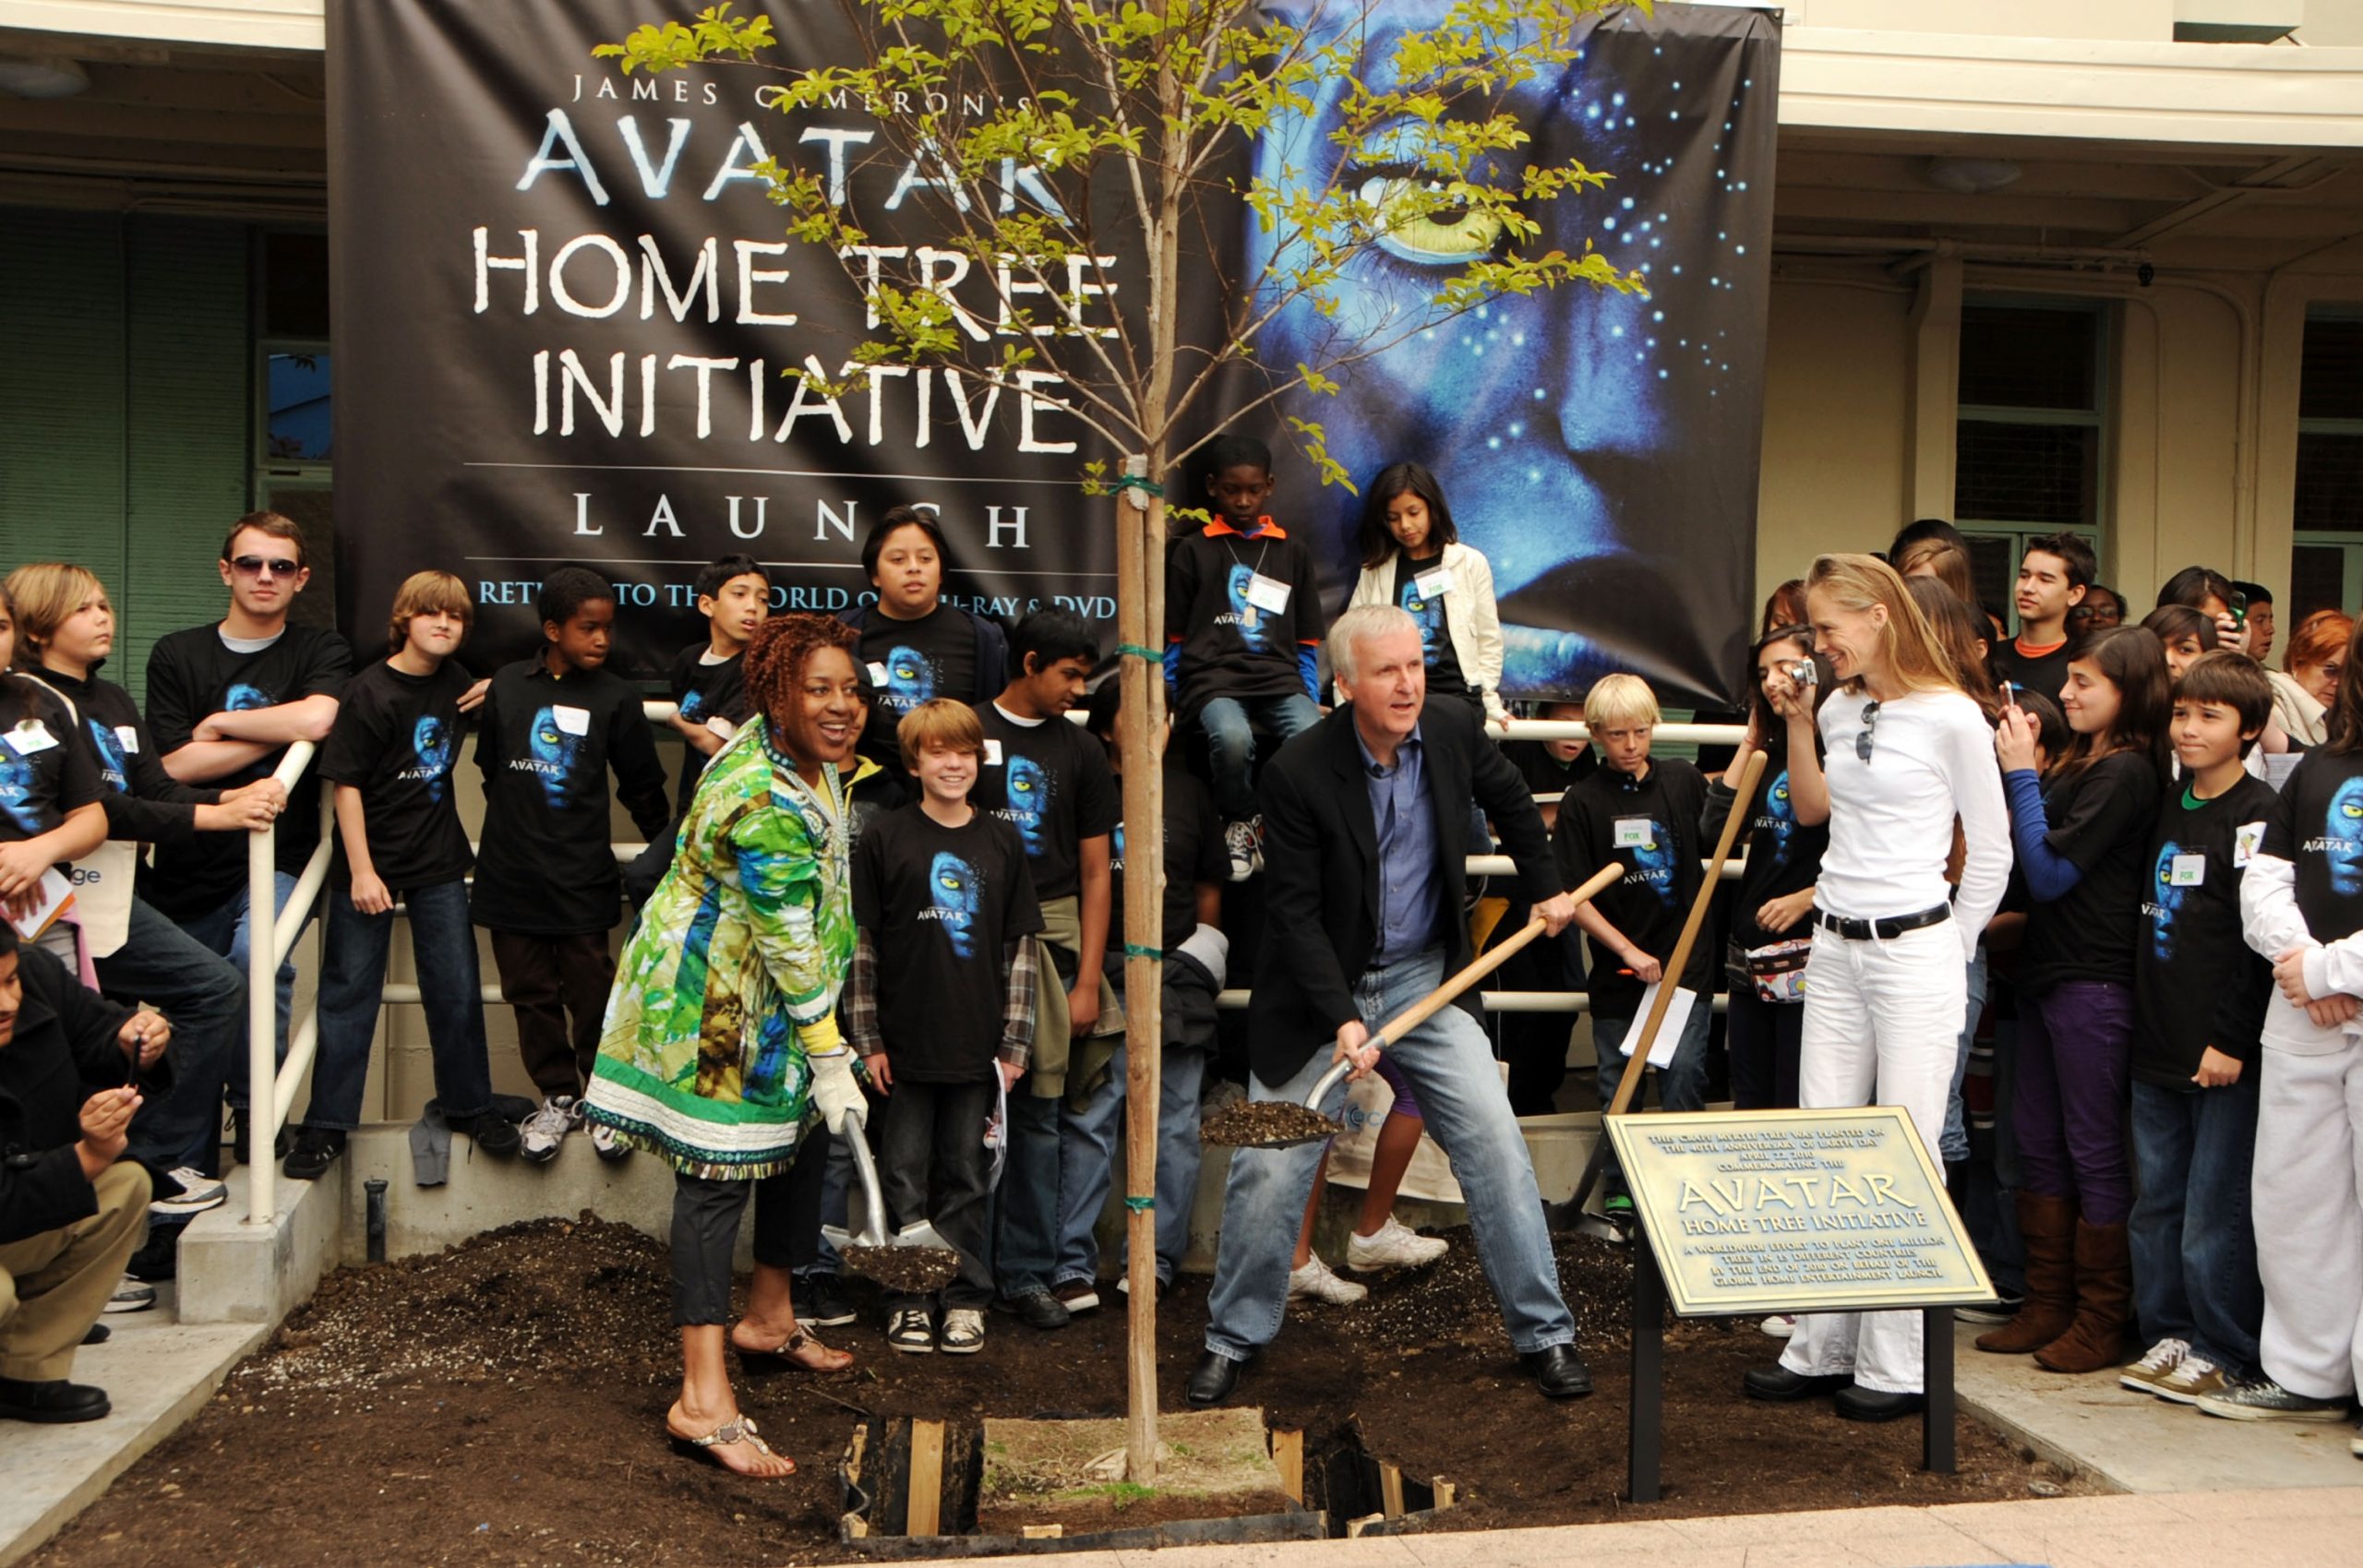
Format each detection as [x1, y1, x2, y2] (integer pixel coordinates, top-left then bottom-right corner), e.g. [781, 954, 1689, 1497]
[1188, 605, 1591, 1405]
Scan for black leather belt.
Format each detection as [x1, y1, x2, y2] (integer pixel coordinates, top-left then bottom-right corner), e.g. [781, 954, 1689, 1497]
[1815, 904, 1951, 941]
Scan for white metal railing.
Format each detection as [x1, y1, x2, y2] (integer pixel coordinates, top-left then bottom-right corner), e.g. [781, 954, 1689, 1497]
[246, 740, 333, 1227]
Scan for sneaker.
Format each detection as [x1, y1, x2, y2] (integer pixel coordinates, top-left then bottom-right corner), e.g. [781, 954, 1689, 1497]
[1602, 1193, 1637, 1234]
[886, 1309, 935, 1354]
[148, 1167, 228, 1217]
[282, 1127, 346, 1182]
[1286, 1255, 1368, 1306]
[1346, 1215, 1448, 1272]
[2119, 1337, 2190, 1394]
[519, 1095, 580, 1164]
[1051, 1278, 1101, 1314]
[1954, 1293, 2025, 1325]
[2196, 1378, 2350, 1422]
[797, 1273, 856, 1328]
[229, 1108, 292, 1168]
[105, 1276, 156, 1314]
[2153, 1356, 2226, 1406]
[1759, 1314, 1797, 1338]
[1115, 1273, 1166, 1300]
[2351, 1429, 2362, 1460]
[1222, 818, 1262, 882]
[462, 1112, 522, 1159]
[588, 1121, 631, 1164]
[999, 1288, 1072, 1332]
[939, 1308, 985, 1354]
[125, 1224, 181, 1283]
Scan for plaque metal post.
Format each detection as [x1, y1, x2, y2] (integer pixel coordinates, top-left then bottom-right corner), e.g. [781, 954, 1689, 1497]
[1628, 1223, 1664, 1504]
[1922, 1306, 1955, 1473]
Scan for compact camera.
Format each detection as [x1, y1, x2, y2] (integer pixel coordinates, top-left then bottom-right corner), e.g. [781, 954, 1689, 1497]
[1785, 658, 1817, 688]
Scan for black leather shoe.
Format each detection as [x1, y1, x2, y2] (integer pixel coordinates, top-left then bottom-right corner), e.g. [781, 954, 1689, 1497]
[81, 1323, 110, 1347]
[1185, 1351, 1243, 1406]
[1743, 1365, 1853, 1402]
[1835, 1384, 1926, 1422]
[998, 1289, 1072, 1332]
[1522, 1345, 1594, 1399]
[0, 1377, 110, 1424]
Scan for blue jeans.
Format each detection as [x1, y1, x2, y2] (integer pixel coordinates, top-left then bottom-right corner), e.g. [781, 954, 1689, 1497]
[1053, 1040, 1211, 1289]
[1941, 947, 1990, 1164]
[993, 1089, 1062, 1298]
[101, 896, 246, 1177]
[1590, 1005, 1710, 1198]
[1205, 946, 1575, 1360]
[301, 880, 494, 1131]
[174, 869, 306, 1114]
[1198, 692, 1321, 820]
[2129, 1076, 2263, 1375]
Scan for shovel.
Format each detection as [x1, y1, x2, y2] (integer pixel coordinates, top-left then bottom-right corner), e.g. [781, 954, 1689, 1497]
[1551, 747, 1767, 1229]
[1202, 861, 1625, 1151]
[822, 1117, 964, 1293]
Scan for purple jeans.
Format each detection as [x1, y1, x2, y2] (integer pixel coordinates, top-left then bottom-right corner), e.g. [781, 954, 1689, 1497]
[2013, 980, 2134, 1225]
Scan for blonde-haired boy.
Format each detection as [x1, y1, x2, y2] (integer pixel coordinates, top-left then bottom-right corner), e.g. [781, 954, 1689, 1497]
[1550, 673, 1713, 1227]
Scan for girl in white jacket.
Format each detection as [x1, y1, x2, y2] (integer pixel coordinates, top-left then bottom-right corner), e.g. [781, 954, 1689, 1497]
[1344, 464, 1507, 728]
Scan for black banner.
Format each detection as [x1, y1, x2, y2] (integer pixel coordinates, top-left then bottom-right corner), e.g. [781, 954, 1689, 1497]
[329, 1, 1776, 704]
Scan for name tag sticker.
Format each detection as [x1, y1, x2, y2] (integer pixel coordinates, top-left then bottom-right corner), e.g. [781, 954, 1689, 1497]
[2234, 821, 2265, 868]
[706, 716, 738, 742]
[115, 725, 139, 754]
[552, 705, 592, 736]
[1244, 572, 1291, 614]
[984, 737, 1004, 766]
[1613, 816, 1651, 849]
[4, 721, 57, 756]
[867, 661, 889, 686]
[2170, 854, 2207, 888]
[1414, 567, 1452, 600]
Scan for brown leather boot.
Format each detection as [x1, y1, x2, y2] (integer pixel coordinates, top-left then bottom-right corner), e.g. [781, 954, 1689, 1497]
[1974, 1192, 2077, 1354]
[2035, 1220, 2133, 1373]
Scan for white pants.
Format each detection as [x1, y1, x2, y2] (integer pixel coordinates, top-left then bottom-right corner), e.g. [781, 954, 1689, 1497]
[1780, 922, 1965, 1394]
[2253, 996, 2363, 1401]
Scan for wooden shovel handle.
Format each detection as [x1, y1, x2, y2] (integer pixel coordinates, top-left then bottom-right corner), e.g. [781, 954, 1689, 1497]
[1373, 860, 1625, 1049]
[1605, 748, 1766, 1118]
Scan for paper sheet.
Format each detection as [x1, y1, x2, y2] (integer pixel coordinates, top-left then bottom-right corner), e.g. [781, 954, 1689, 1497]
[6, 868, 73, 940]
[1631, 982, 1699, 1068]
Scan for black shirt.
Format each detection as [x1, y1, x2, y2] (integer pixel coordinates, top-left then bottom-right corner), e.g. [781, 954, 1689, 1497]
[1708, 737, 1831, 950]
[1991, 637, 2074, 708]
[853, 805, 1042, 1081]
[0, 944, 137, 1245]
[142, 622, 353, 917]
[1552, 758, 1715, 1015]
[2020, 750, 2165, 996]
[317, 660, 477, 892]
[855, 605, 979, 765]
[2263, 747, 2363, 947]
[1110, 760, 1227, 957]
[2132, 775, 2279, 1085]
[0, 677, 102, 850]
[666, 644, 752, 817]
[470, 656, 669, 935]
[1165, 520, 1326, 721]
[22, 663, 221, 848]
[1391, 555, 1467, 699]
[969, 702, 1119, 904]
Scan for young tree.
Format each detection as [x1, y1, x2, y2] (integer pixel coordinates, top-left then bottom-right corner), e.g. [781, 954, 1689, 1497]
[604, 0, 1644, 1482]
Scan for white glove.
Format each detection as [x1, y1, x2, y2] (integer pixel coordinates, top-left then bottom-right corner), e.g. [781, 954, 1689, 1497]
[809, 1049, 866, 1134]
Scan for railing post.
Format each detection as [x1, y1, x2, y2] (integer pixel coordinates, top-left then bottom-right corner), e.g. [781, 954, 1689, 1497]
[246, 791, 278, 1227]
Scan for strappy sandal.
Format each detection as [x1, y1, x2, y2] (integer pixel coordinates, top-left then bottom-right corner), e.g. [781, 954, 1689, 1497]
[669, 1415, 796, 1476]
[734, 1324, 854, 1372]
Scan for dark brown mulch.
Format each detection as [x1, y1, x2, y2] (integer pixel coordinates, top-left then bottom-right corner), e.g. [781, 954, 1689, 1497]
[30, 1215, 2091, 1568]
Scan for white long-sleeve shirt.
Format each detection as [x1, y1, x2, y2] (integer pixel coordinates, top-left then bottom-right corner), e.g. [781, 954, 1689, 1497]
[1813, 687, 2010, 962]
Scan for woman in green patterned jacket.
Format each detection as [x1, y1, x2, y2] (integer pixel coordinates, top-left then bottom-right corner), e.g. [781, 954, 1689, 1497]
[586, 614, 870, 1478]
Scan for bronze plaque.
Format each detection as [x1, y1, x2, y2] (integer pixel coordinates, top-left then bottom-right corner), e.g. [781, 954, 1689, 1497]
[1606, 1107, 1993, 1318]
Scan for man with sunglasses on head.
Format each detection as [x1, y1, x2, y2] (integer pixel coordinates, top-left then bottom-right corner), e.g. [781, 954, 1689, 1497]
[145, 512, 351, 1170]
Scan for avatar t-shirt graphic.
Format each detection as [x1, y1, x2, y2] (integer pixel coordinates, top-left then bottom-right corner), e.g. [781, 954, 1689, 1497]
[2132, 774, 2277, 1088]
[2267, 751, 2363, 947]
[854, 805, 1043, 1081]
[970, 702, 1119, 904]
[1390, 555, 1467, 698]
[854, 605, 979, 766]
[316, 658, 479, 892]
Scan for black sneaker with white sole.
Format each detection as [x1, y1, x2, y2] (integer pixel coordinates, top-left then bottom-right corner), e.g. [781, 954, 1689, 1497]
[282, 1127, 346, 1182]
[796, 1273, 857, 1328]
[462, 1112, 522, 1158]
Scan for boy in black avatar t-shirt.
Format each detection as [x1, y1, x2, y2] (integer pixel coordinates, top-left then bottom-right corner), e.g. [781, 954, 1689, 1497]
[285, 572, 516, 1180]
[848, 700, 1042, 1355]
[471, 567, 668, 1167]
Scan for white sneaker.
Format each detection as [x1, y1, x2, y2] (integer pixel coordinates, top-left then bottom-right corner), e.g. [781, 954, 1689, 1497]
[589, 1121, 631, 1163]
[149, 1167, 228, 1217]
[939, 1308, 986, 1355]
[1345, 1215, 1447, 1272]
[520, 1095, 580, 1164]
[1759, 1313, 1797, 1338]
[1222, 819, 1262, 882]
[1286, 1255, 1367, 1306]
[2119, 1336, 2190, 1394]
[106, 1276, 157, 1314]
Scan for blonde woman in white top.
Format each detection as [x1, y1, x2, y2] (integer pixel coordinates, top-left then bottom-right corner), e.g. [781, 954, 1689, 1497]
[1743, 553, 2012, 1420]
[1343, 463, 1507, 729]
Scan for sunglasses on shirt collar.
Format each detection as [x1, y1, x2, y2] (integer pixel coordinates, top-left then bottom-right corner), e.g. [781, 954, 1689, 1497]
[1856, 700, 1881, 764]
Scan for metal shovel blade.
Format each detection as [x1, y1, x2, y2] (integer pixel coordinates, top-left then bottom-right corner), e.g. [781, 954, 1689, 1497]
[826, 1120, 962, 1289]
[1199, 1059, 1351, 1150]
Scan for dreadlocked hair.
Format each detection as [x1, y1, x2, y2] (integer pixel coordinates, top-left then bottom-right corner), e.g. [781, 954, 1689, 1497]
[743, 613, 858, 734]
